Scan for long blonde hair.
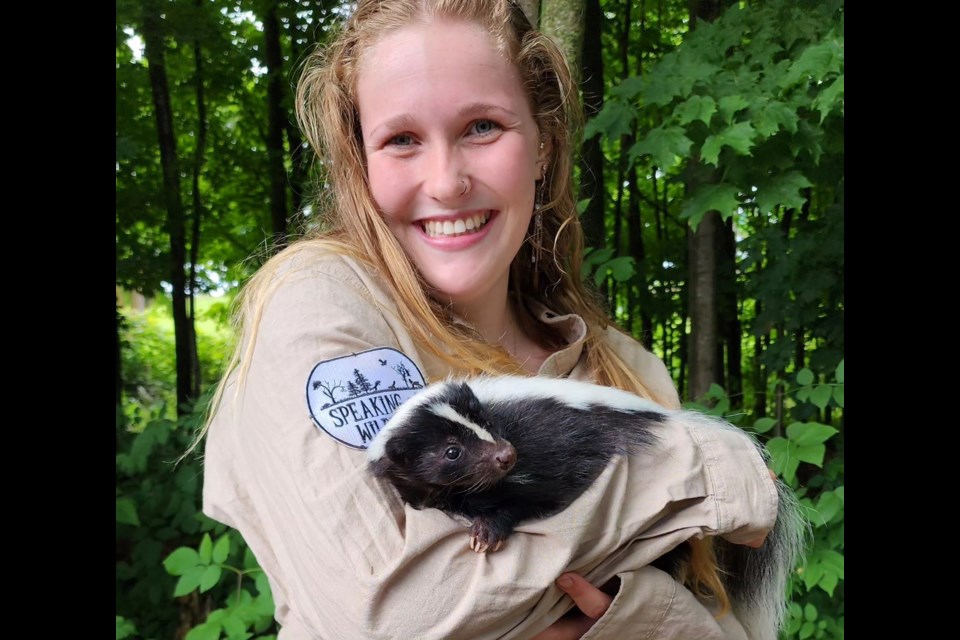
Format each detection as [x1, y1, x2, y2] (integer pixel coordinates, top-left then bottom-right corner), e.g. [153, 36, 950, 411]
[203, 0, 728, 613]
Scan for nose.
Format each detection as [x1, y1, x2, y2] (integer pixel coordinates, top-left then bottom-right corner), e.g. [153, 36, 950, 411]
[494, 443, 517, 471]
[423, 145, 467, 202]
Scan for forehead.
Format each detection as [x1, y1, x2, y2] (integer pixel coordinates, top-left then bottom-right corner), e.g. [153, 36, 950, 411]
[355, 18, 531, 121]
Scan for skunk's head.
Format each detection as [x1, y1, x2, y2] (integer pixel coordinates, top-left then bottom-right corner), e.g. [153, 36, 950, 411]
[368, 381, 517, 501]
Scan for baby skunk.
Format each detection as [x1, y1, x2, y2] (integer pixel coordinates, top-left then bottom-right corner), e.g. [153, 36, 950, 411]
[367, 375, 806, 640]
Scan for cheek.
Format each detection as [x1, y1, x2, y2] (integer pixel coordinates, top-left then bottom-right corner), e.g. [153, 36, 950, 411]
[367, 158, 410, 220]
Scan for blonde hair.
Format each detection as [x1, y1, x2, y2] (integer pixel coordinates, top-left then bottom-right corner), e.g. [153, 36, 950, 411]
[202, 0, 728, 613]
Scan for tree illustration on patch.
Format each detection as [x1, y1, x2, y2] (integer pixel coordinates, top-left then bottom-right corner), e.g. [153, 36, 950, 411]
[313, 380, 344, 406]
[352, 369, 374, 394]
[391, 362, 414, 387]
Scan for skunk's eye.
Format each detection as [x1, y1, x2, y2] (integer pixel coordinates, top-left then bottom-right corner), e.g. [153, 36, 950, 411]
[444, 447, 462, 460]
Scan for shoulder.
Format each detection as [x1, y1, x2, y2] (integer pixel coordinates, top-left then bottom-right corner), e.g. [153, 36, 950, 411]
[599, 325, 681, 409]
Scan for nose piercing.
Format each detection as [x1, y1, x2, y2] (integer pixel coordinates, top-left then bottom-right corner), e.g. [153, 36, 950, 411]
[459, 179, 468, 196]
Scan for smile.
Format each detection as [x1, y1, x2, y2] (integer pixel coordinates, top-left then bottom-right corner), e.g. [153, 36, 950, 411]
[422, 211, 491, 238]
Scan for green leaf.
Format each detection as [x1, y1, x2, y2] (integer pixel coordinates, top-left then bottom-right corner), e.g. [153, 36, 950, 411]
[810, 385, 833, 410]
[116, 498, 140, 526]
[754, 171, 813, 214]
[766, 437, 799, 483]
[819, 571, 839, 596]
[199, 533, 213, 565]
[164, 547, 201, 576]
[753, 417, 777, 433]
[795, 386, 811, 403]
[796, 368, 815, 385]
[835, 360, 844, 383]
[752, 100, 800, 137]
[786, 422, 839, 447]
[679, 183, 740, 229]
[675, 95, 717, 126]
[717, 95, 750, 124]
[609, 75, 645, 100]
[812, 74, 844, 122]
[576, 198, 591, 215]
[804, 603, 818, 622]
[814, 491, 842, 525]
[607, 257, 636, 282]
[794, 443, 826, 467]
[244, 546, 260, 571]
[222, 614, 251, 640]
[174, 566, 205, 597]
[799, 621, 816, 639]
[780, 40, 843, 89]
[255, 571, 273, 598]
[820, 550, 845, 579]
[701, 121, 756, 165]
[629, 126, 693, 169]
[584, 100, 635, 141]
[185, 621, 222, 640]
[116, 616, 137, 640]
[213, 534, 231, 564]
[200, 565, 223, 593]
[802, 562, 824, 591]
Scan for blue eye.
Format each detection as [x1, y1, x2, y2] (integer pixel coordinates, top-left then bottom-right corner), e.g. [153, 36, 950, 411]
[471, 120, 499, 136]
[389, 134, 414, 146]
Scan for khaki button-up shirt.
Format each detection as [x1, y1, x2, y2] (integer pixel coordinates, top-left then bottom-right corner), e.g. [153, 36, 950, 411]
[203, 246, 777, 639]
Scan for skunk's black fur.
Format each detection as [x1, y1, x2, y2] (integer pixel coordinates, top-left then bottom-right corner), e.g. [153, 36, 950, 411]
[367, 376, 805, 640]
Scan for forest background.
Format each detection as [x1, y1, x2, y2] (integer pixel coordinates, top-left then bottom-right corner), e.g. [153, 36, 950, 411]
[115, 0, 844, 638]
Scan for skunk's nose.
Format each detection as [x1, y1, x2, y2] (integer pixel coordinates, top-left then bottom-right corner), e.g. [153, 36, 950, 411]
[495, 444, 517, 471]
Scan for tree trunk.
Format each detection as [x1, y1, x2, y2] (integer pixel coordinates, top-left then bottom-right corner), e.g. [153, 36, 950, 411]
[687, 208, 718, 401]
[141, 0, 193, 416]
[516, 0, 539, 24]
[188, 0, 207, 399]
[570, 0, 606, 259]
[683, 0, 731, 402]
[717, 216, 741, 408]
[263, 0, 289, 249]
[284, 2, 306, 223]
[116, 296, 123, 409]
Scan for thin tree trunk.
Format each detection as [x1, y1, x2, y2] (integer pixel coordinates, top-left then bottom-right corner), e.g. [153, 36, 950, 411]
[688, 208, 718, 401]
[188, 0, 207, 399]
[142, 0, 193, 416]
[575, 0, 607, 261]
[263, 0, 289, 250]
[718, 216, 741, 408]
[285, 2, 306, 223]
[116, 296, 123, 409]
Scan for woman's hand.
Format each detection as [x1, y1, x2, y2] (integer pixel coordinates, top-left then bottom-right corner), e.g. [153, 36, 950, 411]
[531, 573, 616, 640]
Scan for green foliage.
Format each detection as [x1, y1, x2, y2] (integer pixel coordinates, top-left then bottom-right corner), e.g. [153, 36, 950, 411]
[687, 358, 844, 640]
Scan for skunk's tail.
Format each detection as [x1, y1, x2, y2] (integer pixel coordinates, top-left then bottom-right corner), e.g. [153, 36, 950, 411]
[716, 478, 808, 640]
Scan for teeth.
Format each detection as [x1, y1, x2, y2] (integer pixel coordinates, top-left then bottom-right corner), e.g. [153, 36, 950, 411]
[423, 212, 490, 238]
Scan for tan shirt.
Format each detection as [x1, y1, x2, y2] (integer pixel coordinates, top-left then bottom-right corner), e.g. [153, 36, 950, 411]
[202, 246, 778, 639]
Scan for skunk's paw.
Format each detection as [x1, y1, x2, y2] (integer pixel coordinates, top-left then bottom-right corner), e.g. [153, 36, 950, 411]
[469, 518, 508, 553]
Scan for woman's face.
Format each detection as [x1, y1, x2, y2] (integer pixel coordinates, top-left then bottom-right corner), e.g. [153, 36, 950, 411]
[357, 19, 545, 310]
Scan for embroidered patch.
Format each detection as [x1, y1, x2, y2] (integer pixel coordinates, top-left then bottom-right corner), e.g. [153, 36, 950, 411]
[306, 347, 427, 450]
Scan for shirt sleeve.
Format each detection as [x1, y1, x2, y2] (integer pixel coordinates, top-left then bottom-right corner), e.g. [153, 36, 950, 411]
[202, 254, 777, 640]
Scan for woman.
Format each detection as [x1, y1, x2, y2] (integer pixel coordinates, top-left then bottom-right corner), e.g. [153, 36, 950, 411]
[201, 1, 780, 638]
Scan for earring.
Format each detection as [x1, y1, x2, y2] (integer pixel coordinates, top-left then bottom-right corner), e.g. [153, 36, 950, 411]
[531, 169, 546, 265]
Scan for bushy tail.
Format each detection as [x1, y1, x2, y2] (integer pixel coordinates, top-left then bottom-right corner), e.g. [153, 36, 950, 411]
[716, 478, 808, 640]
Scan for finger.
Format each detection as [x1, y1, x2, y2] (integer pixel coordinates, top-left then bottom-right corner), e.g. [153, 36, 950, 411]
[556, 573, 613, 620]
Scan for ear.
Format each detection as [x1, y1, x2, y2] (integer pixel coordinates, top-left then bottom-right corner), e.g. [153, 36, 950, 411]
[370, 455, 397, 479]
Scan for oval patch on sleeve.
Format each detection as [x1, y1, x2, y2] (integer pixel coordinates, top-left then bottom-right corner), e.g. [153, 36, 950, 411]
[306, 347, 427, 450]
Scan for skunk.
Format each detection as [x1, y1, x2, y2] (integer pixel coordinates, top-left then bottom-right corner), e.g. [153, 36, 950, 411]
[367, 376, 806, 640]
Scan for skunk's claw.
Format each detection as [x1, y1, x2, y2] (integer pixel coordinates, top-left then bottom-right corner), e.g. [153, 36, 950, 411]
[469, 519, 507, 554]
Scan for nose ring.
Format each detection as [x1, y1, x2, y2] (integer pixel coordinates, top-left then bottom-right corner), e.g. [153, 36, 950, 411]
[459, 179, 468, 196]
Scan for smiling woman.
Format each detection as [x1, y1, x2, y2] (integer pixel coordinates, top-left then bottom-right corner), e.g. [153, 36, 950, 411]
[197, 1, 786, 639]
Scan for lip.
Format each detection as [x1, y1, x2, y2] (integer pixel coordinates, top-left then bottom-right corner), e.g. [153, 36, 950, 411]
[415, 209, 498, 250]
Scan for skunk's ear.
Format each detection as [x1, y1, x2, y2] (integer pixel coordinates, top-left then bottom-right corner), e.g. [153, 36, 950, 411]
[370, 455, 396, 478]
